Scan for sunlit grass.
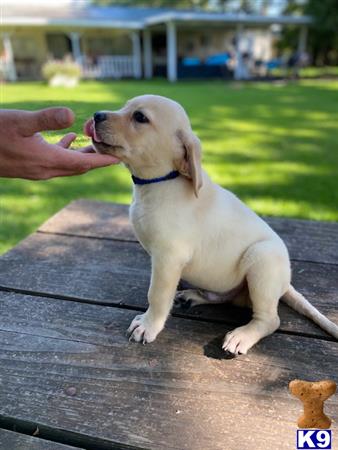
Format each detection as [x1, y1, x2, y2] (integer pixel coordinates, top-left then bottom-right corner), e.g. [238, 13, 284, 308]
[1, 79, 338, 254]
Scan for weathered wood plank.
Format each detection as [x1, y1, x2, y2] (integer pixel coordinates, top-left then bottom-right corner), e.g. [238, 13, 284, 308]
[39, 200, 338, 264]
[39, 200, 136, 242]
[0, 292, 337, 450]
[0, 233, 337, 339]
[266, 216, 338, 265]
[0, 428, 84, 450]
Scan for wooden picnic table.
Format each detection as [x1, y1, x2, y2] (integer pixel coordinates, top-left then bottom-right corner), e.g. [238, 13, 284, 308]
[0, 199, 337, 450]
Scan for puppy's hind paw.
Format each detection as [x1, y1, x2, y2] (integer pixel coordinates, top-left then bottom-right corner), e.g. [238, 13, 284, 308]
[174, 293, 193, 311]
[174, 289, 208, 310]
[222, 326, 255, 356]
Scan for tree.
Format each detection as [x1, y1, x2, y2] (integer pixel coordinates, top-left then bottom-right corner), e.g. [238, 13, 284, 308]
[304, 0, 338, 65]
[279, 0, 338, 65]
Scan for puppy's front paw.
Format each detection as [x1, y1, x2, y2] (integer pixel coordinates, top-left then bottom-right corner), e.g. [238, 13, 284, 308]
[127, 313, 163, 344]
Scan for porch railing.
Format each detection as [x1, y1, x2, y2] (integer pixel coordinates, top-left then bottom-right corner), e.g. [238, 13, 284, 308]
[82, 55, 135, 79]
[0, 60, 17, 81]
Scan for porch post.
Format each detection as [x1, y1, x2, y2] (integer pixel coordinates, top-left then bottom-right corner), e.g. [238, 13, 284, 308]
[143, 28, 153, 79]
[2, 33, 17, 81]
[131, 31, 142, 79]
[69, 32, 82, 63]
[234, 24, 245, 80]
[166, 21, 177, 82]
[297, 25, 307, 54]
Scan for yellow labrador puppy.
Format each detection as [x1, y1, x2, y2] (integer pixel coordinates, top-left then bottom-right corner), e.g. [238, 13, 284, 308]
[85, 95, 338, 356]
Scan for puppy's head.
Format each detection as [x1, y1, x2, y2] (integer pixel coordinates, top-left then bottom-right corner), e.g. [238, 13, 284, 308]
[84, 95, 202, 196]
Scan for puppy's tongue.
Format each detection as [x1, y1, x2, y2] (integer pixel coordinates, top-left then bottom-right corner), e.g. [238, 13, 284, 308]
[83, 118, 102, 142]
[84, 118, 94, 137]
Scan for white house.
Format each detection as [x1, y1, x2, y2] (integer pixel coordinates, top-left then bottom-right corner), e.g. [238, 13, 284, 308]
[1, 0, 311, 82]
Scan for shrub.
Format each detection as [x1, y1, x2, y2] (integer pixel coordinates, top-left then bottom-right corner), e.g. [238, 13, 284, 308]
[42, 59, 82, 82]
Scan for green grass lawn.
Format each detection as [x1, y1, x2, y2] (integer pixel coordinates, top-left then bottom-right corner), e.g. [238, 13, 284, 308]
[1, 79, 338, 255]
[271, 66, 338, 78]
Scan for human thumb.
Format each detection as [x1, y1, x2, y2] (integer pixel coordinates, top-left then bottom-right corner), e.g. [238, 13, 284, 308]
[18, 107, 75, 136]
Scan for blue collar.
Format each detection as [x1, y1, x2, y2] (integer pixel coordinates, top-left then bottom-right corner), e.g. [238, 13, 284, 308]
[132, 170, 180, 186]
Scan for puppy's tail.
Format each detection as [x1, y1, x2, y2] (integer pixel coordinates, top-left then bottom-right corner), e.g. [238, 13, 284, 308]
[282, 285, 338, 340]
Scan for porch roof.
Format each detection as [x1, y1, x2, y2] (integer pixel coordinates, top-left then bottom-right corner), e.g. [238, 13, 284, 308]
[2, 4, 312, 30]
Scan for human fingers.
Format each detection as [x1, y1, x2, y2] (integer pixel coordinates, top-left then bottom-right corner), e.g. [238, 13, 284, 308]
[49, 145, 120, 173]
[81, 153, 120, 170]
[17, 108, 75, 136]
[78, 145, 96, 153]
[57, 132, 77, 148]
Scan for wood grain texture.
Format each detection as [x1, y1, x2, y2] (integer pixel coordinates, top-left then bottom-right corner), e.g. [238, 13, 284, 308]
[264, 216, 338, 264]
[39, 200, 338, 264]
[0, 429, 84, 450]
[0, 233, 337, 338]
[0, 292, 337, 450]
[39, 200, 136, 242]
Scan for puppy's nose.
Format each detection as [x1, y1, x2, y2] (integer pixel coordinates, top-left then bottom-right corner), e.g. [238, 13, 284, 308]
[94, 111, 107, 123]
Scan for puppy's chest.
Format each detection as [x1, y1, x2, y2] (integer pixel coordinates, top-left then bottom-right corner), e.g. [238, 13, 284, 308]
[129, 202, 162, 253]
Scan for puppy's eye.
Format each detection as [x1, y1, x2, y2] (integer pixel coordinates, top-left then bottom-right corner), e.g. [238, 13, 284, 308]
[132, 111, 149, 124]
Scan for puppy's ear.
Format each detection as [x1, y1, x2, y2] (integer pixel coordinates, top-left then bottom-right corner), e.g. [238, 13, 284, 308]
[175, 129, 203, 197]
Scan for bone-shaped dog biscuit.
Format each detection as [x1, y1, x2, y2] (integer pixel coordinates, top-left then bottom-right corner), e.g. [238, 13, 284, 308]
[289, 379, 336, 429]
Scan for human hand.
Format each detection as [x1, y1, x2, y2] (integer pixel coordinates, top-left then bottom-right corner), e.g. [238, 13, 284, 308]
[0, 107, 120, 180]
